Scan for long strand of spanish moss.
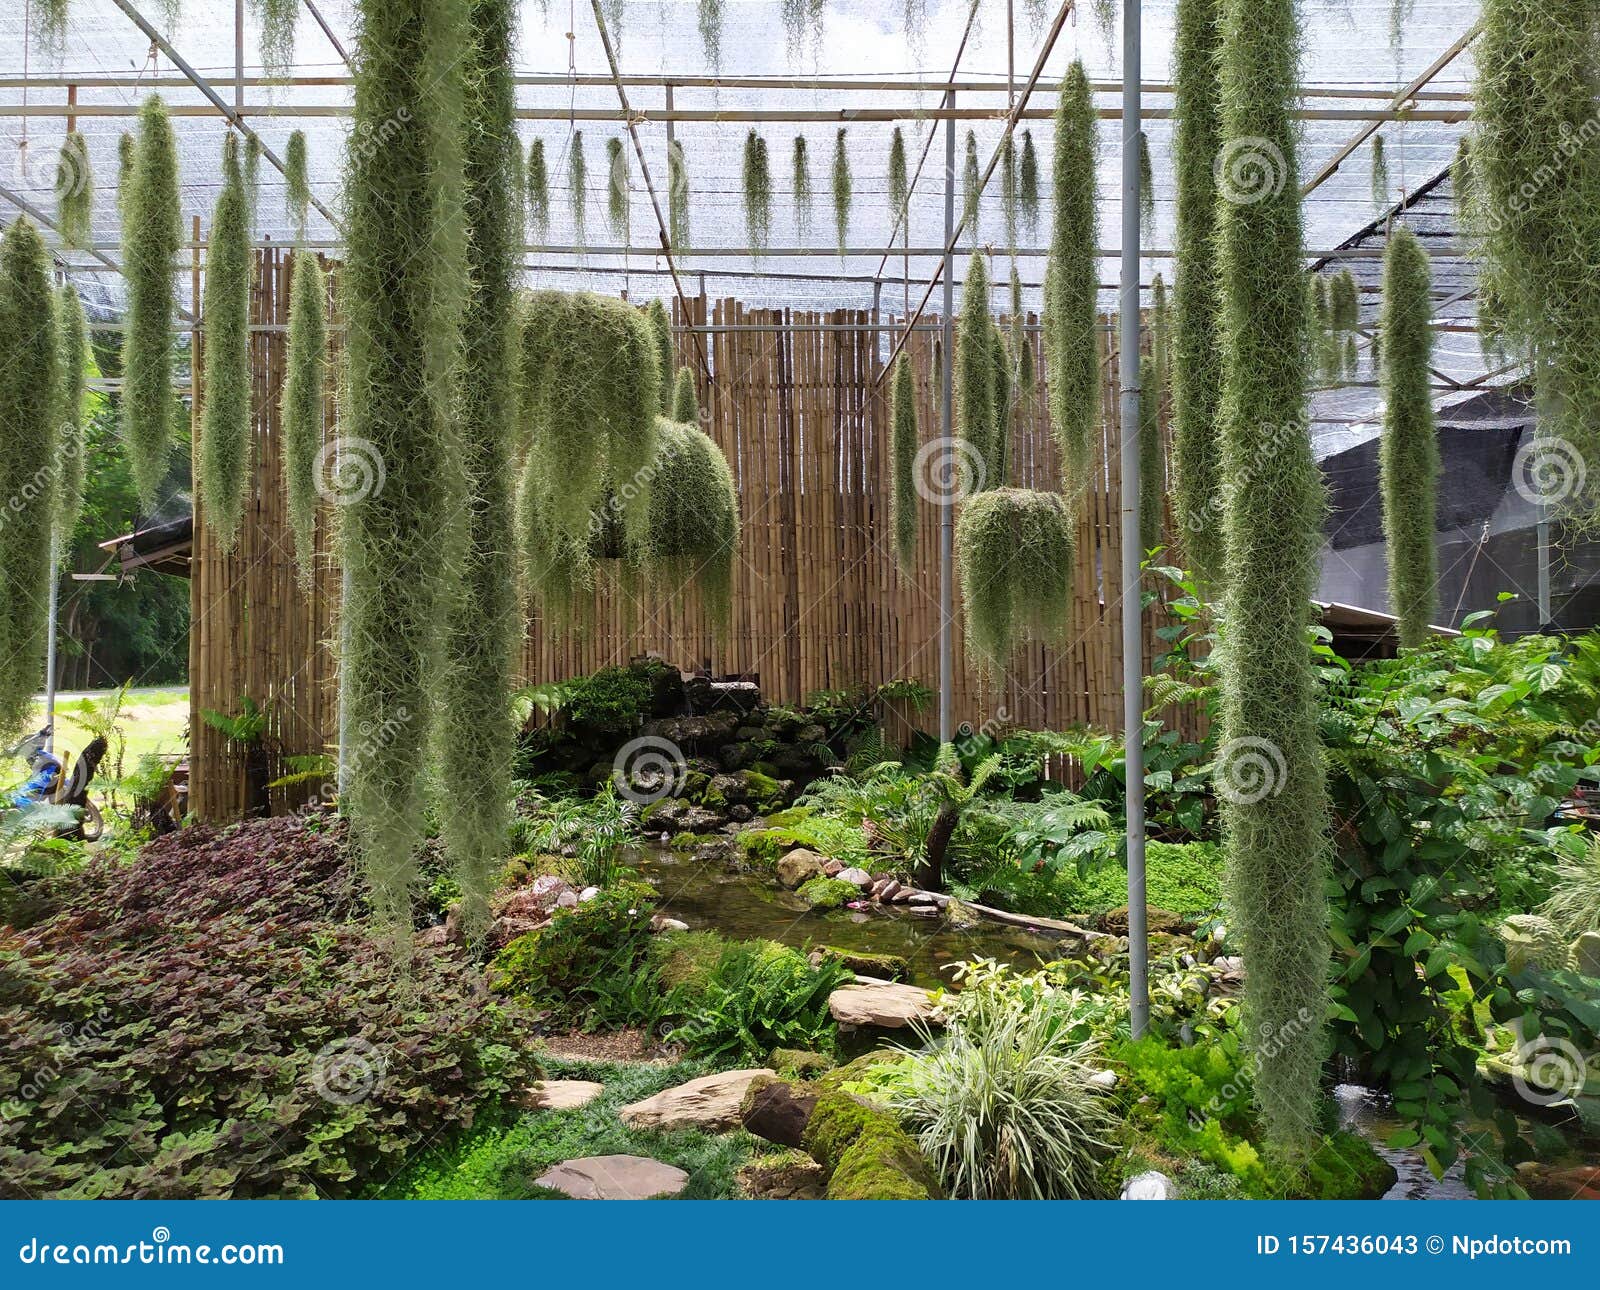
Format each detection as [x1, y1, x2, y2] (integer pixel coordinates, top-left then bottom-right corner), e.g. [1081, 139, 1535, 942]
[569, 130, 587, 246]
[793, 135, 814, 241]
[668, 139, 691, 250]
[831, 128, 852, 256]
[606, 136, 630, 242]
[281, 248, 326, 591]
[198, 133, 253, 554]
[528, 138, 550, 239]
[53, 284, 90, 553]
[54, 133, 94, 250]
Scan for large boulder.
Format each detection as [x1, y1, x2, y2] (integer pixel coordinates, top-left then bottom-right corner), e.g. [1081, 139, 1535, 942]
[829, 982, 938, 1030]
[776, 848, 828, 889]
[801, 1091, 941, 1200]
[618, 1068, 776, 1133]
[816, 946, 910, 982]
[534, 1155, 689, 1200]
[1573, 931, 1600, 978]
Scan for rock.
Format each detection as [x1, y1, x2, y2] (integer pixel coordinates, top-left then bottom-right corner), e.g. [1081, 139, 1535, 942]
[413, 924, 449, 949]
[650, 915, 690, 933]
[735, 725, 766, 742]
[719, 742, 759, 772]
[1501, 913, 1569, 974]
[1102, 905, 1188, 935]
[728, 804, 753, 823]
[768, 1048, 835, 1078]
[555, 890, 579, 909]
[796, 723, 828, 745]
[578, 886, 601, 902]
[618, 1068, 776, 1133]
[740, 1079, 817, 1148]
[1121, 1170, 1178, 1200]
[1088, 1069, 1118, 1089]
[520, 1079, 605, 1111]
[829, 982, 939, 1030]
[735, 1153, 828, 1201]
[676, 806, 728, 832]
[878, 880, 901, 902]
[837, 866, 872, 888]
[776, 847, 828, 889]
[822, 859, 844, 877]
[642, 711, 741, 748]
[816, 946, 910, 982]
[708, 772, 749, 805]
[1574, 931, 1600, 978]
[534, 1155, 690, 1200]
[890, 888, 912, 904]
[905, 891, 936, 906]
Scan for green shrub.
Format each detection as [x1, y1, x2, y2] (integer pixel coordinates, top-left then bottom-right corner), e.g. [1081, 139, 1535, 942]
[561, 665, 651, 733]
[664, 939, 850, 1062]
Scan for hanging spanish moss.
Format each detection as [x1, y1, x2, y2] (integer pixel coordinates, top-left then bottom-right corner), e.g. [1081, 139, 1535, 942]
[831, 128, 852, 255]
[962, 130, 982, 242]
[284, 128, 310, 238]
[1019, 130, 1040, 240]
[281, 249, 326, 590]
[121, 95, 182, 509]
[671, 365, 699, 424]
[1044, 61, 1100, 495]
[1171, 0, 1225, 586]
[1344, 334, 1359, 382]
[1092, 0, 1118, 48]
[508, 132, 526, 232]
[793, 136, 814, 240]
[54, 132, 94, 250]
[1330, 267, 1360, 331]
[890, 354, 918, 571]
[1138, 131, 1155, 241]
[0, 219, 62, 741]
[243, 132, 261, 228]
[956, 488, 1074, 684]
[1214, 0, 1330, 1154]
[1376, 230, 1440, 646]
[957, 251, 995, 495]
[987, 319, 1012, 488]
[251, 0, 299, 79]
[199, 133, 252, 554]
[668, 138, 690, 250]
[1000, 134, 1018, 251]
[888, 128, 909, 239]
[742, 130, 773, 257]
[1140, 274, 1170, 551]
[53, 284, 89, 550]
[1370, 133, 1389, 212]
[697, 0, 725, 74]
[1313, 274, 1341, 383]
[116, 132, 134, 219]
[528, 139, 550, 239]
[1449, 135, 1472, 220]
[639, 417, 740, 628]
[646, 298, 674, 411]
[35, 0, 71, 54]
[569, 131, 587, 246]
[903, 0, 929, 59]
[341, 0, 471, 933]
[606, 136, 630, 242]
[1009, 261, 1030, 397]
[780, 0, 827, 61]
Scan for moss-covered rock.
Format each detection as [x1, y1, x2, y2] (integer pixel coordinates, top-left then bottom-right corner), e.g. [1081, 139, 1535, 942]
[829, 1121, 941, 1200]
[802, 1090, 887, 1171]
[741, 769, 789, 813]
[817, 1049, 903, 1094]
[1302, 1131, 1396, 1200]
[798, 876, 860, 910]
[817, 946, 910, 982]
[769, 1048, 835, 1078]
[653, 928, 728, 993]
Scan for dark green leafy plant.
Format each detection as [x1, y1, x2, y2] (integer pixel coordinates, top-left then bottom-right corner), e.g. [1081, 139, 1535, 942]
[664, 939, 850, 1062]
[281, 249, 326, 589]
[54, 132, 94, 250]
[527, 138, 550, 239]
[831, 128, 851, 255]
[956, 488, 1073, 683]
[890, 354, 918, 571]
[1045, 61, 1099, 495]
[741, 130, 772, 257]
[120, 95, 182, 508]
[199, 132, 252, 554]
[1378, 226, 1439, 649]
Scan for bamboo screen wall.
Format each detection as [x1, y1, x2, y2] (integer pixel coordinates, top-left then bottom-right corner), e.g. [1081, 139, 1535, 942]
[188, 251, 1190, 820]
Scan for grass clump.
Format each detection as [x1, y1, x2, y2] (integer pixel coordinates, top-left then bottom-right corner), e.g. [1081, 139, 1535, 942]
[1214, 0, 1331, 1153]
[199, 132, 253, 554]
[54, 132, 94, 250]
[120, 95, 182, 508]
[955, 488, 1074, 682]
[527, 138, 550, 239]
[53, 285, 90, 548]
[1045, 61, 1100, 496]
[1538, 835, 1600, 941]
[830, 128, 852, 255]
[890, 354, 918, 571]
[741, 130, 772, 257]
[1378, 226, 1439, 649]
[280, 248, 326, 590]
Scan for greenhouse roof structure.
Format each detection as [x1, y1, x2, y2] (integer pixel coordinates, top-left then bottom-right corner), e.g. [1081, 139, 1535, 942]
[1, 0, 1493, 440]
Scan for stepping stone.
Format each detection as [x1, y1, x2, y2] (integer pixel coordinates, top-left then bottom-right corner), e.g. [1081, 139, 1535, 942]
[534, 1155, 689, 1200]
[520, 1079, 605, 1111]
[828, 982, 939, 1030]
[618, 1068, 775, 1132]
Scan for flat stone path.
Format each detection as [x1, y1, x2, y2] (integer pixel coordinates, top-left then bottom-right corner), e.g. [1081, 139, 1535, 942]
[534, 1155, 690, 1200]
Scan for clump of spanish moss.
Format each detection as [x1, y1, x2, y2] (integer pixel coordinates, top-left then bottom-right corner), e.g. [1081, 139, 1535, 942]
[987, 319, 1013, 488]
[697, 0, 725, 74]
[606, 136, 630, 242]
[1312, 274, 1341, 383]
[957, 251, 995, 495]
[831, 128, 852, 255]
[53, 285, 90, 549]
[284, 128, 310, 238]
[243, 132, 261, 228]
[281, 249, 326, 591]
[962, 131, 982, 242]
[646, 298, 674, 411]
[1370, 134, 1389, 212]
[1330, 266, 1359, 331]
[0, 219, 62, 740]
[668, 139, 690, 250]
[1045, 61, 1100, 495]
[671, 365, 699, 424]
[1140, 275, 1170, 551]
[1449, 136, 1471, 221]
[1171, 0, 1224, 586]
[742, 130, 773, 257]
[54, 132, 94, 250]
[35, 0, 72, 54]
[955, 488, 1074, 683]
[888, 128, 909, 243]
[890, 354, 918, 571]
[116, 132, 135, 220]
[1469, 0, 1600, 520]
[639, 416, 740, 628]
[1138, 132, 1155, 240]
[793, 136, 814, 240]
[528, 139, 550, 239]
[121, 95, 182, 509]
[199, 132, 253, 553]
[1214, 0, 1331, 1154]
[1019, 130, 1040, 240]
[1092, 0, 1118, 47]
[250, 0, 299, 79]
[341, 0, 471, 934]
[569, 131, 587, 246]
[1000, 134, 1018, 250]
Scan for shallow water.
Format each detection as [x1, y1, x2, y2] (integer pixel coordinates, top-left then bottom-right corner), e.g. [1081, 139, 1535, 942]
[1335, 1084, 1477, 1200]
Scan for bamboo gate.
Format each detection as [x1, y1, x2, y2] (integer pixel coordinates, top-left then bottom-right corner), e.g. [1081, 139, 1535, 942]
[188, 248, 1197, 820]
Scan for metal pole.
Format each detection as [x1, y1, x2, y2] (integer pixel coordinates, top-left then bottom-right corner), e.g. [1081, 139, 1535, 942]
[1120, 0, 1150, 1038]
[1537, 510, 1553, 628]
[938, 94, 956, 748]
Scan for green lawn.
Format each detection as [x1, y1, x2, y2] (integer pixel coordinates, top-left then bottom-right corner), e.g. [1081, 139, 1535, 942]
[35, 686, 189, 770]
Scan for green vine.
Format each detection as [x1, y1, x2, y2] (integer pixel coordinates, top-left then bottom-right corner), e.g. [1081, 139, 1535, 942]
[955, 488, 1074, 684]
[281, 248, 326, 591]
[54, 132, 94, 251]
[831, 128, 852, 256]
[199, 132, 253, 554]
[742, 130, 773, 257]
[890, 354, 918, 571]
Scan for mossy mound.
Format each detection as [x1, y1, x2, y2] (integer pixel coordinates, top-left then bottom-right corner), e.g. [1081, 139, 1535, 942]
[769, 1048, 835, 1079]
[802, 1090, 941, 1200]
[817, 946, 910, 982]
[797, 877, 860, 910]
